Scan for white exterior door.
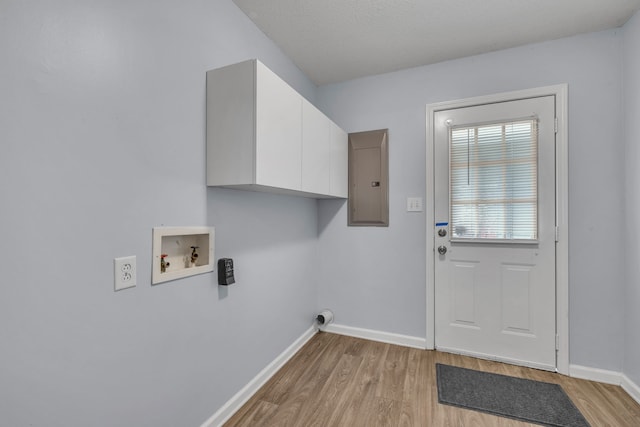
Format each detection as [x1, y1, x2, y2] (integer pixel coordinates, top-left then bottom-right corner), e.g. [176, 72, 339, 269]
[434, 96, 557, 371]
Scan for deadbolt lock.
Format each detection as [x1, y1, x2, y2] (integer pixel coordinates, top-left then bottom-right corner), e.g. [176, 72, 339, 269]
[438, 228, 447, 237]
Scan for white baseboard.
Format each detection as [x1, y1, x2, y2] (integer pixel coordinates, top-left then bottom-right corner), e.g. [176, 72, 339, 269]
[569, 364, 623, 385]
[622, 373, 640, 405]
[322, 323, 427, 349]
[200, 325, 318, 427]
[569, 364, 640, 406]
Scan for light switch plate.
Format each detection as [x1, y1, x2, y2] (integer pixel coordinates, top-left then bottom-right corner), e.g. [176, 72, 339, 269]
[407, 197, 423, 212]
[114, 256, 136, 291]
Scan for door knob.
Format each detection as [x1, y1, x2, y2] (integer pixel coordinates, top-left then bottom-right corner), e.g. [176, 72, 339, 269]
[438, 245, 447, 255]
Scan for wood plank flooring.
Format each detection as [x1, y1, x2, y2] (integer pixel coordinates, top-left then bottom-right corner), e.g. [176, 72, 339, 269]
[224, 332, 640, 426]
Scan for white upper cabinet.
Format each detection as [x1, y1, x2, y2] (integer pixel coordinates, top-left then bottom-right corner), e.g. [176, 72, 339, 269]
[330, 123, 348, 198]
[206, 59, 347, 199]
[255, 62, 302, 190]
[302, 99, 331, 195]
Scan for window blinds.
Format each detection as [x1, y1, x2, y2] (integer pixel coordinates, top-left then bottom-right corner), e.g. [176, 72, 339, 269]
[449, 119, 538, 242]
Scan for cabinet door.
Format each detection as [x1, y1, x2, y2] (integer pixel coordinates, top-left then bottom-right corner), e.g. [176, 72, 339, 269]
[206, 61, 256, 186]
[255, 62, 302, 190]
[330, 123, 348, 197]
[302, 99, 331, 195]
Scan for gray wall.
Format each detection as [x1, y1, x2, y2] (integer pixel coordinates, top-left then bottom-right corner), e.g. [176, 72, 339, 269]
[624, 11, 640, 388]
[2, 1, 639, 425]
[0, 1, 319, 426]
[316, 29, 627, 371]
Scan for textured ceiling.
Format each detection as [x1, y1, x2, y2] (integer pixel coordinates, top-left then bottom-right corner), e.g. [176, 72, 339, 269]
[234, 0, 640, 85]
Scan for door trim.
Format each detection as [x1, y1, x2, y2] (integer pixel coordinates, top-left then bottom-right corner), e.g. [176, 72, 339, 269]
[425, 84, 569, 375]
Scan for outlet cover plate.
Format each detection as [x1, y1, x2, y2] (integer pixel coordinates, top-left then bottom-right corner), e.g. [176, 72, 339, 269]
[407, 197, 423, 212]
[114, 256, 137, 291]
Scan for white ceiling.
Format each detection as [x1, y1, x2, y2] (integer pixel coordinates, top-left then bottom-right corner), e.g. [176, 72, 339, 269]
[233, 0, 640, 85]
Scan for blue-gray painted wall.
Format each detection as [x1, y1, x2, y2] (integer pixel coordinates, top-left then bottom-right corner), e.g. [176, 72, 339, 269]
[1, 1, 639, 425]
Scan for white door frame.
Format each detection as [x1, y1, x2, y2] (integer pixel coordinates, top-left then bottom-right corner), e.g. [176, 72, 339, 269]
[425, 84, 569, 375]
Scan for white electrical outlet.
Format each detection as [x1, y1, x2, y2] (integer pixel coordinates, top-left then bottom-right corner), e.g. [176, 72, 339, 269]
[114, 256, 137, 291]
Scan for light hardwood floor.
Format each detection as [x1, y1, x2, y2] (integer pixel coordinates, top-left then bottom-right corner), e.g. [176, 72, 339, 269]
[224, 332, 640, 426]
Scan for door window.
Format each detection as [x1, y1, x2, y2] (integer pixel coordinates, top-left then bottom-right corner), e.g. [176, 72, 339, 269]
[449, 119, 538, 242]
